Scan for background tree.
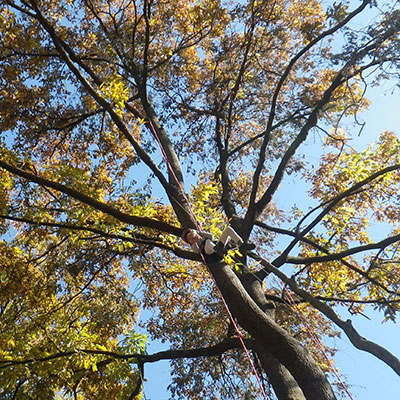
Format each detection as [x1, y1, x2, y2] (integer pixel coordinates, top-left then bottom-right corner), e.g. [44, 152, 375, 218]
[0, 0, 400, 399]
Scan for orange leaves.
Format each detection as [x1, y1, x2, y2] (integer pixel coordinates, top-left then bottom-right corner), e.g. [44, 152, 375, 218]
[300, 68, 370, 114]
[286, 0, 326, 42]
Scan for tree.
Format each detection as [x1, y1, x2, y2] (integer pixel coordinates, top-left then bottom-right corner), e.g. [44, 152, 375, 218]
[0, 0, 400, 398]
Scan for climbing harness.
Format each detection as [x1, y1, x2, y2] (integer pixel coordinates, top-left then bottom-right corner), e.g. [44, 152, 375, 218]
[148, 119, 269, 399]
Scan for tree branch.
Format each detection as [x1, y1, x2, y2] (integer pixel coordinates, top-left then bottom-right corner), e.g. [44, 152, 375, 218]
[245, 0, 372, 229]
[249, 252, 400, 376]
[255, 220, 400, 296]
[274, 163, 400, 266]
[228, 112, 306, 158]
[0, 160, 181, 236]
[0, 213, 199, 261]
[18, 0, 171, 193]
[251, 28, 398, 230]
[286, 233, 400, 265]
[0, 338, 251, 370]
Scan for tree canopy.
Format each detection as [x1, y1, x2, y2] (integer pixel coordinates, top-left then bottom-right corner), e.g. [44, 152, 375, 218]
[1, 0, 400, 398]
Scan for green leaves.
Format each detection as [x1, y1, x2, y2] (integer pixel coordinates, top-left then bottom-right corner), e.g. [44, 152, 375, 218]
[121, 332, 147, 354]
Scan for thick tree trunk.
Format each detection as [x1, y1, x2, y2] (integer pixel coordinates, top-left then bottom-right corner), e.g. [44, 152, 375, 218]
[258, 351, 306, 400]
[240, 273, 306, 400]
[207, 261, 337, 400]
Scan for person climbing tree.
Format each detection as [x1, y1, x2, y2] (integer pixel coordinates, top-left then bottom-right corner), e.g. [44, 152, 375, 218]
[182, 226, 255, 262]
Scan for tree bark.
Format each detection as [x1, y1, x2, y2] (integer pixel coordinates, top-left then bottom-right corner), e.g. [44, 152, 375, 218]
[140, 94, 198, 229]
[258, 351, 306, 400]
[240, 273, 306, 400]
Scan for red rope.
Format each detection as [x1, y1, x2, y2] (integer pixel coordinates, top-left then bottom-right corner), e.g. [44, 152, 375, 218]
[147, 119, 269, 399]
[280, 281, 354, 400]
[148, 121, 202, 232]
[196, 244, 269, 400]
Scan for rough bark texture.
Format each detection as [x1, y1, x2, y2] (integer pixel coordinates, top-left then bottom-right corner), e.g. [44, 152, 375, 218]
[258, 351, 306, 400]
[256, 255, 400, 377]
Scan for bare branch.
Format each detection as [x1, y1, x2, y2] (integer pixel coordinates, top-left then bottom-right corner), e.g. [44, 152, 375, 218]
[0, 338, 251, 370]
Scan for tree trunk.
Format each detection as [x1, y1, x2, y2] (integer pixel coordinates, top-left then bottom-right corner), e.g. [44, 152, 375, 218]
[258, 351, 306, 400]
[240, 273, 306, 400]
[207, 261, 337, 400]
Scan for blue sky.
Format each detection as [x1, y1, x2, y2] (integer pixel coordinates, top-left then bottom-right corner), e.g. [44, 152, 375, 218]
[334, 307, 400, 399]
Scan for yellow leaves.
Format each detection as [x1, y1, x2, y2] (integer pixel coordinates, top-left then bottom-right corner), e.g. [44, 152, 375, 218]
[0, 165, 14, 228]
[3, 0, 399, 396]
[308, 132, 400, 247]
[223, 248, 244, 269]
[169, 0, 229, 37]
[190, 177, 225, 236]
[84, 31, 98, 48]
[177, 45, 202, 90]
[0, 231, 140, 392]
[0, 242, 30, 299]
[0, 7, 18, 46]
[285, 0, 326, 42]
[82, 355, 93, 370]
[167, 262, 188, 275]
[298, 258, 362, 300]
[99, 74, 129, 115]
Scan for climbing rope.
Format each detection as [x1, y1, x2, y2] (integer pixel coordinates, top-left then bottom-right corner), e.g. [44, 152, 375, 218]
[195, 243, 269, 399]
[147, 119, 269, 399]
[148, 120, 202, 232]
